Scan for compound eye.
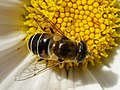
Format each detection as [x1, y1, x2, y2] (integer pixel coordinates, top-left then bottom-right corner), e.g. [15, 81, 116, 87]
[77, 41, 88, 63]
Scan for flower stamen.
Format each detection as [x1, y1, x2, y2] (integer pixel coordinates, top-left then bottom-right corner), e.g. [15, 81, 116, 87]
[23, 0, 120, 68]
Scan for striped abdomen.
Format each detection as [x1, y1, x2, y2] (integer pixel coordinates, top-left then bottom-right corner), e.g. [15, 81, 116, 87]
[28, 33, 52, 57]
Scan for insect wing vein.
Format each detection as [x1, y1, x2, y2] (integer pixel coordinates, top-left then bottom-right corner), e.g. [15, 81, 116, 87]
[15, 59, 47, 81]
[15, 58, 60, 81]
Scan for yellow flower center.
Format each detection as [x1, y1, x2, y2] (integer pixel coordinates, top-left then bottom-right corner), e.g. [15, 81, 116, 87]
[23, 0, 120, 68]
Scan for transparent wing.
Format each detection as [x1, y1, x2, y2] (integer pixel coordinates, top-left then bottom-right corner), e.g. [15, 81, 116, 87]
[15, 58, 59, 81]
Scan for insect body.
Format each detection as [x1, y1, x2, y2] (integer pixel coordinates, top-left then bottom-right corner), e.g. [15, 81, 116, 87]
[15, 8, 88, 81]
[28, 33, 88, 63]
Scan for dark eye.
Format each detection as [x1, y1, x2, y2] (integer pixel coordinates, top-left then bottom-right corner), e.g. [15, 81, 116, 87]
[77, 41, 88, 63]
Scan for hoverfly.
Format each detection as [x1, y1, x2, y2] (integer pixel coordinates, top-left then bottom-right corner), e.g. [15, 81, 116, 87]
[15, 8, 88, 81]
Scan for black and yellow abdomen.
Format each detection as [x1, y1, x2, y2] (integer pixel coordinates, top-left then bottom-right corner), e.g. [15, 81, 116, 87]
[28, 33, 52, 57]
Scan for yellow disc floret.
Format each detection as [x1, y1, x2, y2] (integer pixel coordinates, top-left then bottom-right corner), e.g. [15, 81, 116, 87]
[23, 0, 120, 68]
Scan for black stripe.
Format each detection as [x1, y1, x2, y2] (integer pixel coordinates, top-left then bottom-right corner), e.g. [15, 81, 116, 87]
[31, 34, 41, 54]
[37, 33, 51, 57]
[38, 39, 45, 56]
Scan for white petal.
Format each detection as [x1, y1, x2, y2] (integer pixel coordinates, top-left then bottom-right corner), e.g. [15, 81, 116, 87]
[0, 40, 26, 57]
[0, 30, 26, 51]
[8, 70, 52, 90]
[67, 68, 74, 90]
[46, 69, 61, 90]
[0, 44, 28, 83]
[73, 67, 85, 90]
[103, 47, 120, 76]
[102, 47, 120, 90]
[80, 68, 102, 90]
[60, 68, 68, 90]
[0, 1, 24, 25]
[0, 53, 34, 90]
[34, 70, 52, 90]
[0, 1, 26, 51]
[73, 67, 102, 90]
[0, 54, 62, 90]
[88, 65, 120, 90]
[0, 0, 21, 7]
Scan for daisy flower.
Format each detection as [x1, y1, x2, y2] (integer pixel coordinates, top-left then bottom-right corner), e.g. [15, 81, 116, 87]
[0, 0, 120, 90]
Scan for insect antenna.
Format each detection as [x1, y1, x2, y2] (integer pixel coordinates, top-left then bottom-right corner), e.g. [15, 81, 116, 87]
[32, 18, 46, 33]
[24, 5, 66, 37]
[33, 6, 65, 36]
